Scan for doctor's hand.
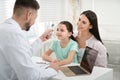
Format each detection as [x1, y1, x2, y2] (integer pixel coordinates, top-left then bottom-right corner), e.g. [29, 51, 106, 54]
[40, 29, 53, 41]
[76, 30, 86, 48]
[49, 61, 60, 72]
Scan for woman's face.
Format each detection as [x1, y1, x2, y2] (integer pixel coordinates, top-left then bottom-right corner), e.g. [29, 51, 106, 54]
[77, 14, 92, 32]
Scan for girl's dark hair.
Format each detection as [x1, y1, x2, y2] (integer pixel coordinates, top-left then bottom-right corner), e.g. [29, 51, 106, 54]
[14, 0, 40, 13]
[81, 10, 103, 44]
[59, 21, 76, 41]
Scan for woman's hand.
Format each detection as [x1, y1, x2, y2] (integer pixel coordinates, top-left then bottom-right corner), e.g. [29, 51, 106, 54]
[76, 30, 86, 48]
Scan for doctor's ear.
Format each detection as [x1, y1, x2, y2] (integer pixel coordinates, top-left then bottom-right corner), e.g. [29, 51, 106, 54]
[25, 9, 32, 21]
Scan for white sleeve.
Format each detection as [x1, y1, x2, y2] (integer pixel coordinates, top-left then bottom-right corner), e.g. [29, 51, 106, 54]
[4, 33, 57, 80]
[39, 67, 58, 80]
[30, 39, 43, 56]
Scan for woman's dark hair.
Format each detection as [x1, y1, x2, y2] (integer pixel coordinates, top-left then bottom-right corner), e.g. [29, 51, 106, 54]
[81, 10, 109, 58]
[59, 21, 76, 41]
[13, 0, 40, 13]
[81, 10, 103, 44]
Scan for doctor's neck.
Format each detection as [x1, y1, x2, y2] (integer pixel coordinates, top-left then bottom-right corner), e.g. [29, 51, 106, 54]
[12, 14, 26, 30]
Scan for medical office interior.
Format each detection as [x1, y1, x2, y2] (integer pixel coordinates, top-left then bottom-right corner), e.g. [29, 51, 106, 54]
[0, 0, 120, 80]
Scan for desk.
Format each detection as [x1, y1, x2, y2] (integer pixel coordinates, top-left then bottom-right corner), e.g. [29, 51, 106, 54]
[52, 67, 113, 80]
[32, 56, 113, 80]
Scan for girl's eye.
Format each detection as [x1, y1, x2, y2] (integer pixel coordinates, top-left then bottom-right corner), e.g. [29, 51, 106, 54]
[61, 29, 64, 32]
[82, 21, 86, 24]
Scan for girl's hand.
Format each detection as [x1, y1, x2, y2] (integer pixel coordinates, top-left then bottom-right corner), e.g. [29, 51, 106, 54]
[51, 59, 61, 66]
[52, 59, 60, 63]
[49, 61, 60, 72]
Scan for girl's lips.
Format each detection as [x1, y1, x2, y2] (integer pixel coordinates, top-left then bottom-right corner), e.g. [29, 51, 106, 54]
[57, 35, 62, 38]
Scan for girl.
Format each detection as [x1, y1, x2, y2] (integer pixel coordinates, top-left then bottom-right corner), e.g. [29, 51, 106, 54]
[42, 21, 78, 66]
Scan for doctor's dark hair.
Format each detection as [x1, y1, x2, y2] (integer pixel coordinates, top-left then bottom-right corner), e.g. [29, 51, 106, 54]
[81, 10, 103, 44]
[13, 0, 40, 14]
[59, 21, 76, 41]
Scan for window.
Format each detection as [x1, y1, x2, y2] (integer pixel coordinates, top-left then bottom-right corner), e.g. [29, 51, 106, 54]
[38, 0, 64, 22]
[0, 0, 15, 23]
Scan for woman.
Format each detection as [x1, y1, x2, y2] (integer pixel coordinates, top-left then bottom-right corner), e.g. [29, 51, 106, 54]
[76, 10, 107, 67]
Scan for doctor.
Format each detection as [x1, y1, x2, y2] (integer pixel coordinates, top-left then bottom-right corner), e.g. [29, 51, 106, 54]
[0, 0, 59, 80]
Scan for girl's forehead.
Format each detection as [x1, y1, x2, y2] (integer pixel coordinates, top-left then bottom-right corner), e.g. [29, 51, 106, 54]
[57, 24, 67, 29]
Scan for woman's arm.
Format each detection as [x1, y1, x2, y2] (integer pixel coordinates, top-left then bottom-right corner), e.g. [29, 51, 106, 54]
[76, 36, 86, 48]
[95, 43, 108, 67]
[56, 50, 76, 66]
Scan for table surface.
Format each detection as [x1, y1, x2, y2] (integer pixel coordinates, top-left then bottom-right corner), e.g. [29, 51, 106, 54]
[32, 56, 113, 80]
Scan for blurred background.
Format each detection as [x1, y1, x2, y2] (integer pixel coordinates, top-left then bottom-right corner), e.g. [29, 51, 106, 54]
[0, 0, 120, 80]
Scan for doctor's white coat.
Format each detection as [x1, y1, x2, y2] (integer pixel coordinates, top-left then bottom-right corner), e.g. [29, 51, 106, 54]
[0, 18, 57, 80]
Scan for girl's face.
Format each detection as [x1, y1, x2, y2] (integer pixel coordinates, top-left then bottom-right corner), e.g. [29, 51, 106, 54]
[56, 24, 71, 40]
[77, 14, 92, 32]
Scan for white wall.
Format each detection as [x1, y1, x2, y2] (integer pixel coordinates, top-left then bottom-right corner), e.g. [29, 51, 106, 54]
[94, 0, 120, 25]
[80, 0, 120, 41]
